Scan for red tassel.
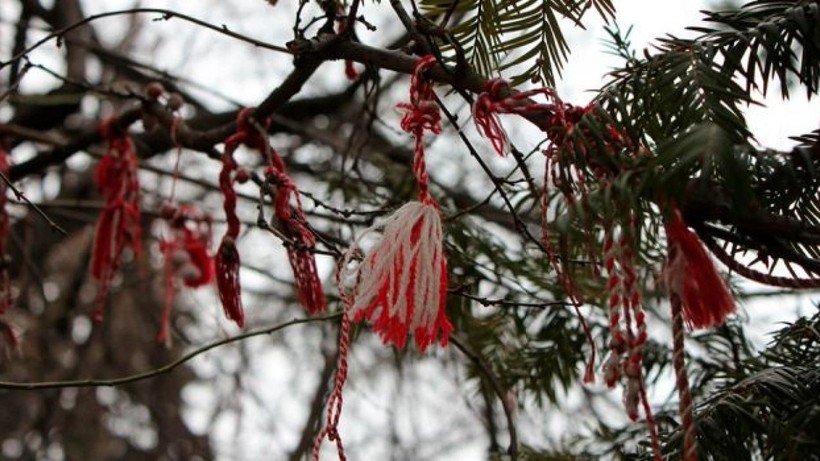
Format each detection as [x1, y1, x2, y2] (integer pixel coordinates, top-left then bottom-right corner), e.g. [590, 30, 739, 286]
[215, 142, 244, 327]
[267, 160, 326, 315]
[665, 208, 735, 329]
[216, 236, 243, 327]
[339, 55, 452, 352]
[215, 109, 326, 323]
[157, 205, 214, 343]
[91, 117, 142, 322]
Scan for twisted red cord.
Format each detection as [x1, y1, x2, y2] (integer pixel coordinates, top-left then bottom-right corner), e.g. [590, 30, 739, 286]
[266, 164, 326, 314]
[473, 79, 556, 156]
[671, 293, 699, 461]
[312, 311, 350, 461]
[398, 55, 442, 205]
[701, 232, 820, 288]
[216, 108, 326, 320]
[215, 142, 244, 327]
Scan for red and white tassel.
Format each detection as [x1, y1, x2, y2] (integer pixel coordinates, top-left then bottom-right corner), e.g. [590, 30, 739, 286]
[340, 55, 452, 352]
[341, 201, 451, 351]
[665, 208, 735, 329]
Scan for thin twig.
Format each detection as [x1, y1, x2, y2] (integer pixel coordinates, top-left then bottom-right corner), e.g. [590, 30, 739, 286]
[0, 313, 341, 390]
[1, 8, 289, 73]
[0, 170, 67, 236]
[450, 334, 518, 460]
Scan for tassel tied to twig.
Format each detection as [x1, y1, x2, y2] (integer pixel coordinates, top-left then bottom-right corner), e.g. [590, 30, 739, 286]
[665, 208, 735, 329]
[90, 117, 142, 322]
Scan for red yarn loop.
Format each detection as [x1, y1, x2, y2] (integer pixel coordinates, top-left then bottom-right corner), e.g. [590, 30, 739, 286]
[473, 78, 558, 156]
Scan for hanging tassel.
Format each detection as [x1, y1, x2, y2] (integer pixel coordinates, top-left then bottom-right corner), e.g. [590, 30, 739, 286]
[215, 143, 244, 327]
[267, 155, 326, 315]
[91, 117, 142, 322]
[342, 200, 451, 351]
[157, 204, 214, 343]
[215, 109, 326, 324]
[665, 208, 735, 329]
[339, 55, 453, 352]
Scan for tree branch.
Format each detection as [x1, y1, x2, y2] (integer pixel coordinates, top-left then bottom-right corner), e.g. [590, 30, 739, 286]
[0, 313, 341, 391]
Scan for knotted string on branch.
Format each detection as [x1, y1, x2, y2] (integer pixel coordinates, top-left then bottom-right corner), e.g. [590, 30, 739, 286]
[601, 221, 662, 461]
[157, 204, 214, 344]
[216, 108, 326, 326]
[315, 56, 454, 461]
[473, 78, 556, 156]
[265, 153, 326, 315]
[91, 117, 142, 322]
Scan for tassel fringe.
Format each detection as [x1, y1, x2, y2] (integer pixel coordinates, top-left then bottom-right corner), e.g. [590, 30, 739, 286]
[665, 208, 735, 329]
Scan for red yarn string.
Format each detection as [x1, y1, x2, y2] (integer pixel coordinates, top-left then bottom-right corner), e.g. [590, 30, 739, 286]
[91, 117, 142, 322]
[158, 205, 214, 343]
[473, 79, 556, 156]
[216, 108, 326, 321]
[398, 54, 442, 205]
[702, 232, 820, 288]
[0, 144, 12, 316]
[665, 207, 735, 329]
[266, 163, 326, 314]
[169, 116, 183, 202]
[312, 277, 351, 461]
[671, 292, 699, 461]
[344, 60, 358, 81]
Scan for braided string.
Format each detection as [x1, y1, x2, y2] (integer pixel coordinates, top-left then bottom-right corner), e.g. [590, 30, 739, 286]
[671, 292, 699, 461]
[398, 54, 442, 205]
[312, 266, 352, 461]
